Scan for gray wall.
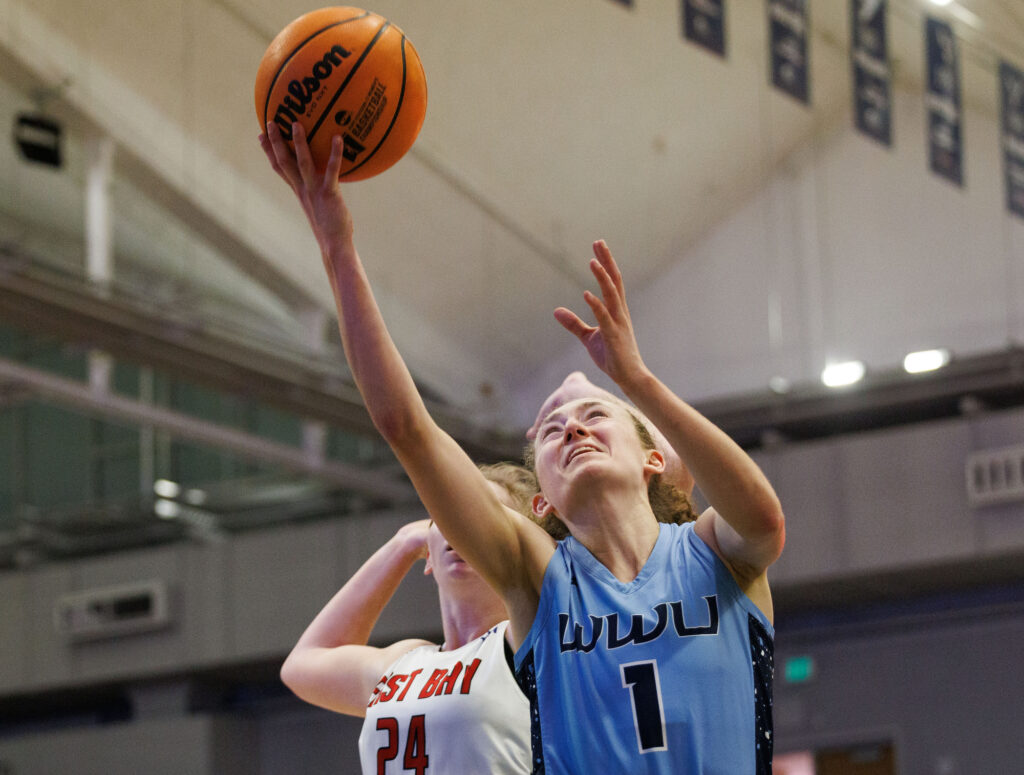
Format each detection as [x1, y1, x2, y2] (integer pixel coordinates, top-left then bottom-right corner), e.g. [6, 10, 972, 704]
[260, 707, 364, 775]
[0, 508, 440, 696]
[758, 407, 1024, 584]
[2, 409, 1024, 772]
[774, 601, 1024, 774]
[0, 716, 258, 775]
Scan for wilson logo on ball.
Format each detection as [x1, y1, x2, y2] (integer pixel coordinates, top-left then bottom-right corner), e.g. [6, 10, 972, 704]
[270, 44, 353, 140]
[255, 6, 428, 182]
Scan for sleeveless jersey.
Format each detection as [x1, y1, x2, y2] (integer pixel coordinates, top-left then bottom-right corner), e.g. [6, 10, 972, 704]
[358, 620, 531, 775]
[514, 522, 774, 774]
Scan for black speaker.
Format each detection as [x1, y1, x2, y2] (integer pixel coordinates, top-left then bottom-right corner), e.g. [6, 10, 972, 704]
[13, 113, 63, 168]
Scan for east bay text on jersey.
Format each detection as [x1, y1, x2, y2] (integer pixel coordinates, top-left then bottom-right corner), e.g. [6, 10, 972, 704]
[367, 656, 486, 709]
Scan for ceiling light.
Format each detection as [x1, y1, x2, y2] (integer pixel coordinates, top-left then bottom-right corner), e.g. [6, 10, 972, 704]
[153, 479, 181, 498]
[903, 348, 950, 373]
[769, 376, 791, 394]
[154, 499, 181, 519]
[929, 0, 953, 6]
[184, 488, 208, 505]
[821, 360, 865, 388]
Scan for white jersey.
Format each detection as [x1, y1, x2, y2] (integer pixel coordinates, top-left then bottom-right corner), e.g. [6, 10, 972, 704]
[358, 621, 531, 775]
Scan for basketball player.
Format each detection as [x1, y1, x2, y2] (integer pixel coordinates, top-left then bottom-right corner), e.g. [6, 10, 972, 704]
[261, 121, 784, 774]
[527, 370, 695, 495]
[279, 463, 535, 775]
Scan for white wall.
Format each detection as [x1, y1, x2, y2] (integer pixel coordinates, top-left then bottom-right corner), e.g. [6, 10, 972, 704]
[517, 79, 1024, 421]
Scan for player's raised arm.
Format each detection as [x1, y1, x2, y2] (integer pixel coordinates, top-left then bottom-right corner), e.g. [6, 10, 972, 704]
[279, 520, 434, 715]
[259, 124, 552, 636]
[554, 240, 785, 583]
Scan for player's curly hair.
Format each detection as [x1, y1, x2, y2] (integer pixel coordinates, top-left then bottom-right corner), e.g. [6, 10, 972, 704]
[523, 410, 697, 540]
[479, 461, 539, 519]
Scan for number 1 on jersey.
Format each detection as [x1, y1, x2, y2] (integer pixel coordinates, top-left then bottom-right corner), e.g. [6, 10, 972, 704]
[620, 660, 668, 753]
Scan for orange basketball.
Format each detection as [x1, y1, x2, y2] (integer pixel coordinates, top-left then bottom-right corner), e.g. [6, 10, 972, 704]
[255, 7, 427, 182]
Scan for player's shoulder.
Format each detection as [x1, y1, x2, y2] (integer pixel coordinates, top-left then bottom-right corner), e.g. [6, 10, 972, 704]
[377, 638, 437, 668]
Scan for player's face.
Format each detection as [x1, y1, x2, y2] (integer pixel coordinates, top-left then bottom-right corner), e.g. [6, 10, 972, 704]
[532, 398, 651, 517]
[426, 481, 514, 585]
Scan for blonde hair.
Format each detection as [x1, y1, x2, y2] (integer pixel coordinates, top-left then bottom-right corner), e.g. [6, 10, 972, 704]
[479, 461, 538, 518]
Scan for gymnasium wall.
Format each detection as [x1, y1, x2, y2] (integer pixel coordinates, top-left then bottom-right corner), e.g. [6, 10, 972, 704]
[2, 407, 1023, 771]
[518, 80, 1024, 417]
[772, 599, 1024, 775]
[2, 405, 1022, 697]
[0, 508, 440, 696]
[0, 716, 259, 775]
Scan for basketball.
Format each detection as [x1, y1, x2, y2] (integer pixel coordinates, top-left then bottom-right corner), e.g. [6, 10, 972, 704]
[255, 7, 427, 182]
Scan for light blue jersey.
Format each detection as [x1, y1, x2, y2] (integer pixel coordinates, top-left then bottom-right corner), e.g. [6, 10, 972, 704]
[514, 522, 774, 774]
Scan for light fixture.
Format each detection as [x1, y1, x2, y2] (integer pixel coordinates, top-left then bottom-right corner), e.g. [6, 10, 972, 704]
[769, 376, 791, 394]
[153, 479, 181, 498]
[821, 360, 865, 388]
[154, 499, 181, 519]
[184, 488, 208, 505]
[929, 0, 954, 6]
[13, 113, 63, 168]
[903, 348, 950, 374]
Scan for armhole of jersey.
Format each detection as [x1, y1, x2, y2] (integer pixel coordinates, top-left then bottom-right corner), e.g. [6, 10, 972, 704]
[504, 637, 529, 697]
[749, 613, 775, 775]
[513, 544, 561, 671]
[683, 523, 775, 637]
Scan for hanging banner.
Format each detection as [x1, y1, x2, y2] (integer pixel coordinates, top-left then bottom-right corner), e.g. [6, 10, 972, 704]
[925, 17, 962, 186]
[682, 0, 726, 57]
[1000, 61, 1024, 219]
[851, 0, 891, 146]
[768, 0, 809, 104]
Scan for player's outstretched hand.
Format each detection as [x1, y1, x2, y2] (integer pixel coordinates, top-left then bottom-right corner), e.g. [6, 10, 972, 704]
[554, 241, 646, 389]
[259, 122, 353, 254]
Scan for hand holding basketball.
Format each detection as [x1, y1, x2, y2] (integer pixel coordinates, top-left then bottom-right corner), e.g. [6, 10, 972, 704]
[255, 7, 427, 182]
[260, 120, 355, 257]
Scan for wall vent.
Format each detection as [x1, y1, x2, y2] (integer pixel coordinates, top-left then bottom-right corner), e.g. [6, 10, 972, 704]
[966, 445, 1024, 507]
[54, 579, 171, 642]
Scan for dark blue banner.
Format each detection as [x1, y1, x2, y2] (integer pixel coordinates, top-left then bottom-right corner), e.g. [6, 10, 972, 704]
[682, 0, 726, 57]
[925, 17, 962, 186]
[768, 0, 809, 103]
[851, 0, 891, 146]
[1000, 61, 1024, 219]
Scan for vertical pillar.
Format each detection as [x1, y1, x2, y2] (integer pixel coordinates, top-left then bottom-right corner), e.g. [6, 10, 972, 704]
[85, 134, 115, 287]
[85, 134, 116, 394]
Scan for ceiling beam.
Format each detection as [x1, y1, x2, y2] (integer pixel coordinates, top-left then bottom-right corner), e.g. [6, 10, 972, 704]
[0, 355, 417, 502]
[0, 249, 523, 462]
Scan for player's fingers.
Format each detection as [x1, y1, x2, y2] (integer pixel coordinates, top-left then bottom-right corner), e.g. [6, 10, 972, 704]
[258, 133, 282, 173]
[593, 240, 624, 294]
[324, 135, 344, 185]
[582, 290, 614, 330]
[553, 307, 594, 340]
[265, 123, 302, 188]
[291, 122, 317, 184]
[589, 259, 623, 319]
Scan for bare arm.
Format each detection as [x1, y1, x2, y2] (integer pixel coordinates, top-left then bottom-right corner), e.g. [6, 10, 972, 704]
[259, 124, 553, 642]
[279, 520, 433, 716]
[553, 241, 785, 581]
